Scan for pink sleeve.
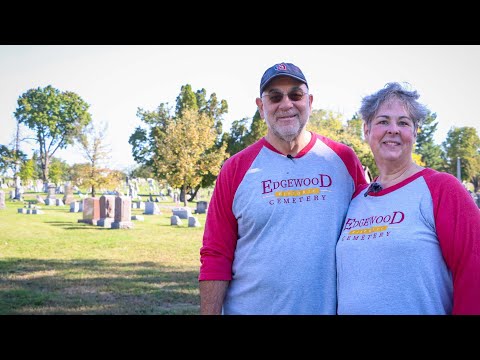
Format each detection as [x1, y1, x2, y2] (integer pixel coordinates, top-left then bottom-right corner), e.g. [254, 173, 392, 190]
[198, 142, 263, 281]
[426, 171, 480, 314]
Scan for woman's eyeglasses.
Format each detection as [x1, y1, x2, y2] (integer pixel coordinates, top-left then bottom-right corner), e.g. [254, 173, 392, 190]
[261, 90, 308, 104]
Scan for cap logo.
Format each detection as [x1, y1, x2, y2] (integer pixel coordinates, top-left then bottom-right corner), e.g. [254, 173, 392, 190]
[259, 62, 308, 95]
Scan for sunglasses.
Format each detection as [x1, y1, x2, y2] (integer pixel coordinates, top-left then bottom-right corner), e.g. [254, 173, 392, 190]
[261, 89, 308, 104]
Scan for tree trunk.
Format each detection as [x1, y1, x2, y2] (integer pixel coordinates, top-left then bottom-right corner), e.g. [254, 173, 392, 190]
[190, 185, 201, 201]
[182, 184, 187, 207]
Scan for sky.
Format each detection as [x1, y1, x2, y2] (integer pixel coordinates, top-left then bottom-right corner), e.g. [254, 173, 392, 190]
[1, 45, 479, 172]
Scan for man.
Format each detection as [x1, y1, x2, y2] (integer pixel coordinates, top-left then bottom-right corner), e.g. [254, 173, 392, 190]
[199, 62, 367, 314]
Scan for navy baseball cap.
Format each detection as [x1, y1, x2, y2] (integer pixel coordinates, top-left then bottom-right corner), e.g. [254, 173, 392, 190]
[260, 62, 308, 95]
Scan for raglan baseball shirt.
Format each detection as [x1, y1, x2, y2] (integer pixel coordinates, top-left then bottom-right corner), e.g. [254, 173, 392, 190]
[199, 132, 367, 314]
[336, 168, 480, 315]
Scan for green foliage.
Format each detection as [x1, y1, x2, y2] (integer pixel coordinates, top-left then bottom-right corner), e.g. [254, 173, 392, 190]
[415, 112, 445, 170]
[14, 85, 92, 183]
[442, 126, 480, 182]
[175, 84, 199, 115]
[129, 164, 155, 179]
[31, 152, 44, 180]
[307, 109, 378, 177]
[128, 126, 151, 165]
[340, 133, 378, 178]
[130, 84, 229, 193]
[346, 113, 363, 139]
[48, 157, 70, 185]
[223, 117, 250, 156]
[245, 110, 268, 147]
[223, 110, 267, 157]
[153, 108, 228, 206]
[73, 121, 122, 197]
[198, 90, 228, 137]
[69, 163, 124, 197]
[129, 103, 172, 168]
[0, 144, 27, 176]
[19, 158, 36, 183]
[308, 109, 345, 138]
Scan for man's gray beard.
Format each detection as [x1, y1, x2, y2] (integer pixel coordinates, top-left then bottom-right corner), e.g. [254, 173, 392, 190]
[272, 126, 304, 143]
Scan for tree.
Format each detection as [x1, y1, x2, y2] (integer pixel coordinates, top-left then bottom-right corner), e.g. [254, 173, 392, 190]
[223, 110, 268, 157]
[18, 158, 36, 184]
[14, 85, 92, 185]
[128, 164, 154, 179]
[75, 121, 122, 197]
[153, 108, 228, 206]
[442, 126, 480, 183]
[0, 144, 26, 176]
[129, 84, 229, 200]
[48, 157, 70, 185]
[243, 110, 268, 148]
[223, 117, 250, 156]
[307, 109, 377, 177]
[31, 152, 44, 181]
[345, 113, 363, 139]
[415, 112, 445, 170]
[308, 109, 345, 139]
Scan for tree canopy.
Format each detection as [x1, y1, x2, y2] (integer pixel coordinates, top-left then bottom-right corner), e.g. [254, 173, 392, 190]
[442, 126, 480, 183]
[415, 112, 445, 171]
[0, 144, 26, 176]
[73, 121, 122, 197]
[129, 84, 229, 201]
[14, 85, 92, 184]
[154, 108, 228, 206]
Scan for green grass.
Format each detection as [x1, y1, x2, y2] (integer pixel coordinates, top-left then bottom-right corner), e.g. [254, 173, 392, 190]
[0, 192, 206, 314]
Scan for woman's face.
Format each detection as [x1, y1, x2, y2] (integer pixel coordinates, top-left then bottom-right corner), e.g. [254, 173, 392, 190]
[364, 99, 417, 166]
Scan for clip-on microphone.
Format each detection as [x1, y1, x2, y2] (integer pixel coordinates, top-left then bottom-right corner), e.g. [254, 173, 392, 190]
[364, 182, 383, 197]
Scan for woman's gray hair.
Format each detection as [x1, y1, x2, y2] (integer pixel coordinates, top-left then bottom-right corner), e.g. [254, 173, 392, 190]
[359, 82, 429, 130]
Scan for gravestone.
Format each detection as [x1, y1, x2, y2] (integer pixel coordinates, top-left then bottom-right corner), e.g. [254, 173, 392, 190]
[131, 201, 143, 209]
[196, 201, 208, 214]
[25, 204, 44, 214]
[188, 216, 201, 227]
[78, 197, 100, 225]
[97, 195, 116, 228]
[36, 195, 46, 205]
[47, 184, 56, 198]
[35, 179, 43, 192]
[15, 185, 24, 201]
[170, 215, 182, 226]
[144, 202, 161, 215]
[172, 207, 192, 219]
[0, 190, 5, 210]
[70, 201, 81, 213]
[63, 184, 75, 205]
[45, 184, 57, 205]
[54, 198, 64, 206]
[111, 196, 133, 229]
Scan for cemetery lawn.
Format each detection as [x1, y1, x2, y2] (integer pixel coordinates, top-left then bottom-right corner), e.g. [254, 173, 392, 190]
[0, 195, 205, 315]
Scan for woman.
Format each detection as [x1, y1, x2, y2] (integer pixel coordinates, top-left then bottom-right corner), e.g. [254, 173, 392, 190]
[336, 82, 480, 315]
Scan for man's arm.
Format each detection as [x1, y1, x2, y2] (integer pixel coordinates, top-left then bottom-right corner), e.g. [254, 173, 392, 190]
[199, 280, 229, 315]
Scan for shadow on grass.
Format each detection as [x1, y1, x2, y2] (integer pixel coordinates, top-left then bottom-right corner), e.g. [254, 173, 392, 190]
[0, 258, 200, 315]
[44, 221, 113, 231]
